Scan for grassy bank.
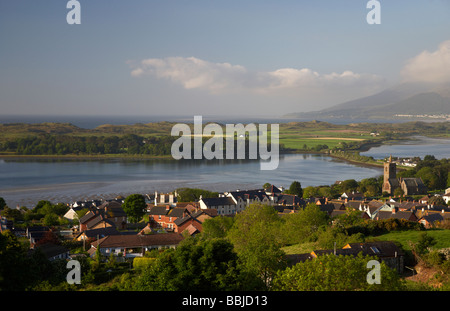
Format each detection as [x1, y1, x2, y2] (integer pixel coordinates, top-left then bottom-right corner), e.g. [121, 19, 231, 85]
[368, 229, 450, 250]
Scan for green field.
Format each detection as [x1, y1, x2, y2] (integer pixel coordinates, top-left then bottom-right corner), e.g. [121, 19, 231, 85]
[281, 242, 319, 255]
[368, 229, 450, 250]
[1, 120, 450, 157]
[281, 229, 450, 256]
[278, 122, 376, 150]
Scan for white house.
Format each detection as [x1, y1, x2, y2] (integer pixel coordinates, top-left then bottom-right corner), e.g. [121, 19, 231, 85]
[199, 197, 237, 215]
[443, 188, 450, 205]
[63, 207, 79, 221]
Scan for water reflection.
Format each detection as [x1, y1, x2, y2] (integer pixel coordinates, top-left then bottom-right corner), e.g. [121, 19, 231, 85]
[0, 153, 384, 208]
[361, 136, 450, 160]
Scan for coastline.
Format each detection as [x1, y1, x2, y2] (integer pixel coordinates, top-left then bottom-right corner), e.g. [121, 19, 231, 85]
[0, 153, 173, 161]
[0, 146, 390, 169]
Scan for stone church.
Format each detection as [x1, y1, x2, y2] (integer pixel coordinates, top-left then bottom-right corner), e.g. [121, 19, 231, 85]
[382, 155, 427, 196]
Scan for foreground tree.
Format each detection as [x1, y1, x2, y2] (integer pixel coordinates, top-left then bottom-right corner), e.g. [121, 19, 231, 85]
[122, 194, 146, 223]
[134, 237, 263, 290]
[0, 197, 6, 210]
[272, 253, 405, 291]
[287, 181, 303, 197]
[201, 216, 235, 239]
[227, 204, 286, 288]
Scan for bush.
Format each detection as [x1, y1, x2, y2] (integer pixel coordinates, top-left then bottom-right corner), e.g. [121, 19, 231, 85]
[133, 257, 156, 271]
[346, 218, 423, 236]
[272, 253, 405, 291]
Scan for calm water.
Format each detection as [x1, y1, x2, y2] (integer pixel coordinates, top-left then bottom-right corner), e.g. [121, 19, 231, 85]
[361, 136, 450, 160]
[1, 123, 449, 208]
[0, 114, 447, 208]
[0, 154, 384, 208]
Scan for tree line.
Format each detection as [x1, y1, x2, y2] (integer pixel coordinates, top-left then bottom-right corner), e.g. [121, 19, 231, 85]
[398, 155, 450, 191]
[0, 133, 285, 158]
[0, 134, 175, 156]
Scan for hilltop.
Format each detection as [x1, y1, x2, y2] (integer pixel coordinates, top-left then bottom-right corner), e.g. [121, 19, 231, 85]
[286, 82, 450, 120]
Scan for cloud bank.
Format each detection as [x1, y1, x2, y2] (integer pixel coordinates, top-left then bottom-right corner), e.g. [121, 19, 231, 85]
[129, 56, 385, 96]
[401, 40, 450, 84]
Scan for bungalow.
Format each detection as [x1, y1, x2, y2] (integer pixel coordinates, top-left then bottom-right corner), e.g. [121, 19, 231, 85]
[88, 233, 184, 258]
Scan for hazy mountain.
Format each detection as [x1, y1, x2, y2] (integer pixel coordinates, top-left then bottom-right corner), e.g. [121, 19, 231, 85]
[286, 82, 450, 119]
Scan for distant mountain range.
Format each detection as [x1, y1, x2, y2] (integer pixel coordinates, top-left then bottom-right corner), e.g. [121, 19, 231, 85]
[285, 82, 450, 120]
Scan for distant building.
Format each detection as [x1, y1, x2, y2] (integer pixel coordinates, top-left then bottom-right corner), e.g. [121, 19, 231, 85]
[382, 155, 427, 196]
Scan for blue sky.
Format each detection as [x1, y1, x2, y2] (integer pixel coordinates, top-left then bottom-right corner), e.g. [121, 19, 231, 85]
[1, 0, 450, 117]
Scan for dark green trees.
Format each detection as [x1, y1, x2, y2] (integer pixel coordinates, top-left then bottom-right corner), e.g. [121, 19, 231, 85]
[122, 194, 146, 223]
[134, 237, 263, 291]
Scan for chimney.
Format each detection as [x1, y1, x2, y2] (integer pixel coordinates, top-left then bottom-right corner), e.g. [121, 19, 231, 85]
[392, 207, 396, 214]
[165, 205, 170, 211]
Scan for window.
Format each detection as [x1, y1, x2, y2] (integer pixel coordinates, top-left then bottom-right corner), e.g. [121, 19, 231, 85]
[370, 246, 380, 254]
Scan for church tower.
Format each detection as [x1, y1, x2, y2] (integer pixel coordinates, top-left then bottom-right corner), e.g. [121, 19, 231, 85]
[382, 155, 397, 194]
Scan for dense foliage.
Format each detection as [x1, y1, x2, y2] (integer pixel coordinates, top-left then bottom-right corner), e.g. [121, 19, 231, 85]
[134, 237, 264, 291]
[0, 134, 176, 156]
[176, 188, 219, 202]
[122, 194, 146, 223]
[398, 155, 450, 190]
[272, 253, 405, 291]
[1, 200, 448, 291]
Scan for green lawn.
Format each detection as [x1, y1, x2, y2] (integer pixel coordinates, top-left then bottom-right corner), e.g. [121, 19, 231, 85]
[367, 229, 450, 250]
[281, 242, 319, 255]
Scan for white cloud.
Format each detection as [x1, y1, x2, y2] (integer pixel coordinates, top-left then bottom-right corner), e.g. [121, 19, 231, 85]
[401, 40, 450, 84]
[129, 56, 385, 95]
[130, 57, 248, 93]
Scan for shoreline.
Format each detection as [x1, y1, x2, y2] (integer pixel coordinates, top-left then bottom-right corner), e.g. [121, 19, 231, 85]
[0, 148, 399, 170]
[0, 153, 174, 161]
